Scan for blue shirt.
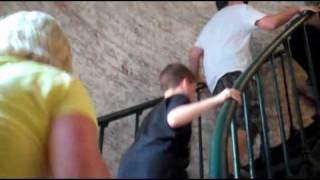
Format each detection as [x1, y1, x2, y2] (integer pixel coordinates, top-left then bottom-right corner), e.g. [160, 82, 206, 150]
[117, 94, 191, 178]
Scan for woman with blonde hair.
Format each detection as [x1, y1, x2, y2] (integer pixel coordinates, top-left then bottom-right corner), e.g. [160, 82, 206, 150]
[0, 11, 111, 178]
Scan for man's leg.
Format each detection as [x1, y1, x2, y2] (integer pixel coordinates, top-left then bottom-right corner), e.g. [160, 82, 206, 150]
[212, 71, 243, 122]
[227, 129, 247, 174]
[213, 71, 245, 174]
[213, 72, 261, 174]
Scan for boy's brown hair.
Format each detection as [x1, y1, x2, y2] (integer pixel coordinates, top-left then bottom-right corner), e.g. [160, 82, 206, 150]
[159, 63, 196, 91]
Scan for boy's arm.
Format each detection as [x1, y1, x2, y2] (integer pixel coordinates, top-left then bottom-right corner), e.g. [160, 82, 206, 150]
[256, 5, 320, 31]
[189, 47, 204, 82]
[167, 88, 241, 128]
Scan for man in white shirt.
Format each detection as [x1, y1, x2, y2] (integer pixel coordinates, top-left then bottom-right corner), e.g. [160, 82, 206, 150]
[190, 1, 319, 95]
[189, 1, 320, 173]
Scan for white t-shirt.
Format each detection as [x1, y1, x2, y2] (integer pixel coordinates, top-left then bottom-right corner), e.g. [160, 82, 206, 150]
[195, 4, 266, 93]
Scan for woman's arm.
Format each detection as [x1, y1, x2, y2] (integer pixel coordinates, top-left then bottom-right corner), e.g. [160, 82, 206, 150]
[48, 113, 112, 178]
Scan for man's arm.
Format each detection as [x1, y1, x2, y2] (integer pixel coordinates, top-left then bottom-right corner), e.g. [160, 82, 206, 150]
[189, 47, 204, 81]
[49, 114, 112, 178]
[306, 13, 320, 29]
[256, 6, 320, 31]
[167, 88, 241, 128]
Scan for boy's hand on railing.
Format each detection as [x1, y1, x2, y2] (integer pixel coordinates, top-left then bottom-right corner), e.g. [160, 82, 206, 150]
[221, 88, 242, 105]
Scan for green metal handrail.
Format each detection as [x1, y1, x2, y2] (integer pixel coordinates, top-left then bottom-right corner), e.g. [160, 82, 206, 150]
[209, 11, 316, 178]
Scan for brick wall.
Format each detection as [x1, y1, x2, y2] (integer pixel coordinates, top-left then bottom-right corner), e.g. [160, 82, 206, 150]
[0, 1, 307, 177]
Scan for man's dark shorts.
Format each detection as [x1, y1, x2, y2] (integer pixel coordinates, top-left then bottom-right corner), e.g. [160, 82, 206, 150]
[212, 71, 260, 136]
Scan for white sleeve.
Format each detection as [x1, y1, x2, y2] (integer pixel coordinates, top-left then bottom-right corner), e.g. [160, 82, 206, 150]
[243, 5, 266, 28]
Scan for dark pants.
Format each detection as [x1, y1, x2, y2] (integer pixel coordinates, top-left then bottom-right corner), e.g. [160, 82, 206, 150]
[213, 71, 260, 136]
[118, 151, 188, 179]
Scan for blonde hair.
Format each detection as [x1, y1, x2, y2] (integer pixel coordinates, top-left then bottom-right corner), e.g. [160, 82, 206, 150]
[0, 11, 72, 72]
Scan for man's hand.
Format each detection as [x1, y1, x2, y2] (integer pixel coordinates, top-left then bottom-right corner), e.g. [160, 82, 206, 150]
[298, 5, 320, 13]
[256, 5, 319, 31]
[220, 88, 242, 105]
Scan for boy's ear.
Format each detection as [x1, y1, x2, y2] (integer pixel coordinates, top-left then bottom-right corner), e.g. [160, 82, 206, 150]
[180, 78, 189, 90]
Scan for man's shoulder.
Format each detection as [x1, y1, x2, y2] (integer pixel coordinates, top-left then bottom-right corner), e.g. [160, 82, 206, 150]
[217, 4, 247, 14]
[215, 4, 258, 17]
[207, 5, 247, 25]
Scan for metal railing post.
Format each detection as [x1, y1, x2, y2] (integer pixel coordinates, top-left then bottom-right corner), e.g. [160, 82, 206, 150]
[99, 124, 107, 153]
[303, 25, 320, 109]
[270, 56, 292, 176]
[230, 117, 240, 178]
[134, 111, 142, 139]
[284, 38, 309, 155]
[255, 73, 272, 178]
[242, 91, 256, 178]
[197, 87, 204, 179]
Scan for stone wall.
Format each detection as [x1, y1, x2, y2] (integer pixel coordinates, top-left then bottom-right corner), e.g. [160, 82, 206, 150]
[0, 1, 306, 178]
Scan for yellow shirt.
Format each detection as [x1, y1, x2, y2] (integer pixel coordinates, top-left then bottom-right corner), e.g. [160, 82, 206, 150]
[0, 56, 97, 178]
